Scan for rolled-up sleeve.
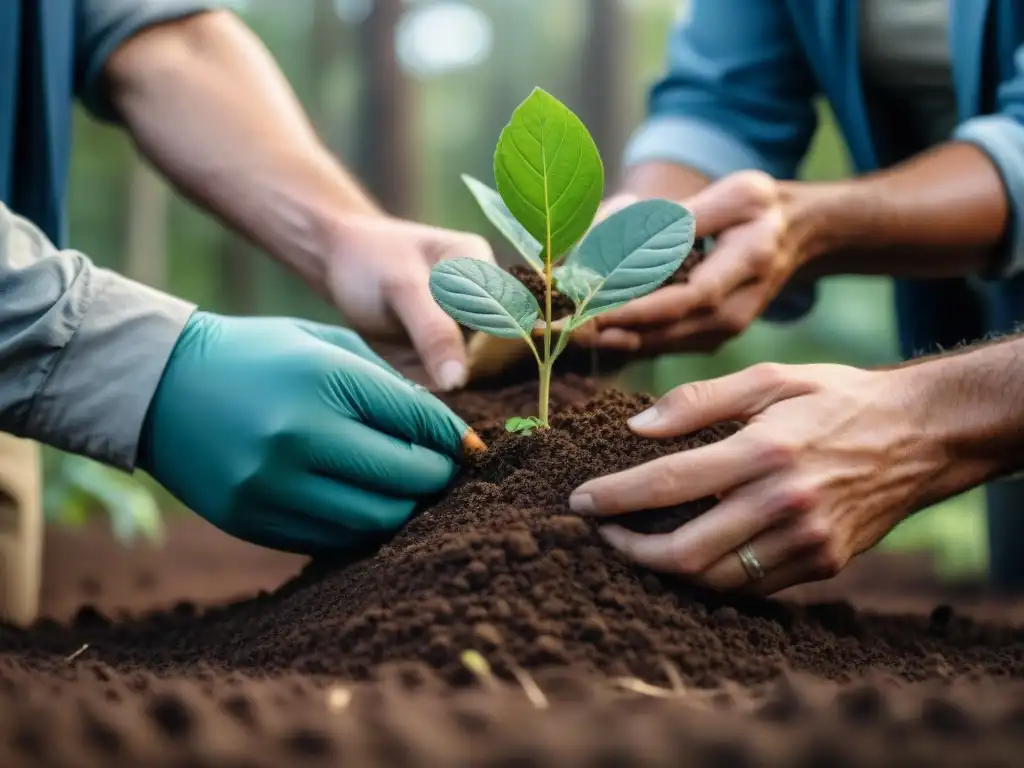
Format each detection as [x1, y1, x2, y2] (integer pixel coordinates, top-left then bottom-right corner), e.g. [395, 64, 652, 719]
[623, 0, 820, 181]
[624, 0, 822, 322]
[74, 0, 227, 121]
[0, 203, 195, 470]
[954, 46, 1024, 279]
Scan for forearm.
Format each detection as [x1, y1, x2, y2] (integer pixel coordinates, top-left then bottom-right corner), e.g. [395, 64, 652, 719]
[619, 161, 711, 202]
[894, 333, 1024, 498]
[0, 205, 193, 469]
[103, 11, 378, 295]
[788, 143, 1008, 279]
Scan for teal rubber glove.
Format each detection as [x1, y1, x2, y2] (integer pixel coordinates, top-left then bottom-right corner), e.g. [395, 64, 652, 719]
[137, 311, 470, 554]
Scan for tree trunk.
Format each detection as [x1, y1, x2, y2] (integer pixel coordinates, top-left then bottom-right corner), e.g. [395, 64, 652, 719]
[122, 157, 168, 289]
[357, 0, 416, 217]
[579, 0, 628, 189]
[217, 235, 259, 316]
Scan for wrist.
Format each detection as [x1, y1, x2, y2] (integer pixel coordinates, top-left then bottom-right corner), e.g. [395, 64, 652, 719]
[266, 154, 385, 294]
[891, 345, 1024, 494]
[777, 180, 877, 267]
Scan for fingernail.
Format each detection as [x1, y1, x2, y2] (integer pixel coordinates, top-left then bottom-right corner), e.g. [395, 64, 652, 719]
[436, 360, 467, 391]
[569, 492, 596, 515]
[628, 406, 660, 430]
[598, 525, 627, 547]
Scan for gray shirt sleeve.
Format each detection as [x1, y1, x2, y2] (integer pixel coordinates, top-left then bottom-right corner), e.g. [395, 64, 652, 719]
[0, 202, 195, 470]
[75, 0, 229, 120]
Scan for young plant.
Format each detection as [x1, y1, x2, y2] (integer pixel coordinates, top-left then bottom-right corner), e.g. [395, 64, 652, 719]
[429, 88, 695, 432]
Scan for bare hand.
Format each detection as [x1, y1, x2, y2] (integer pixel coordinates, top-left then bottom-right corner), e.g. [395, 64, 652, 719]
[569, 362, 947, 594]
[326, 215, 495, 391]
[582, 172, 814, 354]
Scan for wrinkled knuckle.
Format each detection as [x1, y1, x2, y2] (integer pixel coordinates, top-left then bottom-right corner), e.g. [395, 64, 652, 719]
[719, 308, 750, 336]
[779, 482, 818, 515]
[738, 170, 777, 206]
[810, 542, 845, 579]
[672, 552, 703, 578]
[749, 245, 775, 270]
[795, 515, 833, 550]
[752, 435, 798, 471]
[663, 381, 711, 415]
[748, 362, 788, 391]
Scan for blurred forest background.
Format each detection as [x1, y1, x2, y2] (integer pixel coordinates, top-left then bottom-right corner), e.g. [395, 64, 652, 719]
[51, 0, 984, 573]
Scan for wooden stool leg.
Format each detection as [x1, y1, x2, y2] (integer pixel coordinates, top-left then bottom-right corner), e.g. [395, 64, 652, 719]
[0, 434, 42, 626]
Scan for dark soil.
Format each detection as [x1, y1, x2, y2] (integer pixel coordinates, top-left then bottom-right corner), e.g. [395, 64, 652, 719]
[509, 264, 576, 319]
[4, 368, 1024, 766]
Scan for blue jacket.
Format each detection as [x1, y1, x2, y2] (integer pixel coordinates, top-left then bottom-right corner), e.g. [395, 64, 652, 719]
[0, 1, 211, 468]
[0, 0, 215, 246]
[624, 0, 1024, 359]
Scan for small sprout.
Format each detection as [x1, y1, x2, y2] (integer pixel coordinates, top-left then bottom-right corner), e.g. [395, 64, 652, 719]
[505, 416, 543, 436]
[461, 650, 499, 691]
[430, 87, 695, 428]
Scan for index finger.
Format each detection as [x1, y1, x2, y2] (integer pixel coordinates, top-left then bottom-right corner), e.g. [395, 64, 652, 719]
[569, 430, 771, 517]
[333, 350, 473, 460]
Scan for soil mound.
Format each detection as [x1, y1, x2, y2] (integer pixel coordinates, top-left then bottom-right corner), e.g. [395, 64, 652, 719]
[8, 384, 1024, 694]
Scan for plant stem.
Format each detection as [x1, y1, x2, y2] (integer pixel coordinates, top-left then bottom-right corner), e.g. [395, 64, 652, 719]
[541, 250, 553, 425]
[538, 357, 551, 425]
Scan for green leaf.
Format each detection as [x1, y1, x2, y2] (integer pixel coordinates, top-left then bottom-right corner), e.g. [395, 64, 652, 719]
[494, 88, 604, 260]
[505, 416, 543, 435]
[565, 199, 695, 324]
[462, 175, 544, 273]
[59, 455, 164, 546]
[429, 258, 540, 340]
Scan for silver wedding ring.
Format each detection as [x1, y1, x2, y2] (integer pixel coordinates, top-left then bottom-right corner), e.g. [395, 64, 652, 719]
[737, 543, 765, 581]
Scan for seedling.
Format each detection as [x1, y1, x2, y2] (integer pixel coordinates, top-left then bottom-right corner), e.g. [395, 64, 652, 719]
[429, 88, 695, 430]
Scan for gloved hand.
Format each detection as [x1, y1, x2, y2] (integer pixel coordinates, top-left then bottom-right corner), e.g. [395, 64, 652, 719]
[137, 311, 471, 554]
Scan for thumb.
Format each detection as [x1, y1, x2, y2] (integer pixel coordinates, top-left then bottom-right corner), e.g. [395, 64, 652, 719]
[628, 363, 812, 438]
[685, 171, 776, 237]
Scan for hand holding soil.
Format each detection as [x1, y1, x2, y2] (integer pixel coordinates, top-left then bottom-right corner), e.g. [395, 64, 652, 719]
[571, 361, 949, 594]
[137, 312, 472, 555]
[583, 171, 815, 354]
[325, 213, 495, 392]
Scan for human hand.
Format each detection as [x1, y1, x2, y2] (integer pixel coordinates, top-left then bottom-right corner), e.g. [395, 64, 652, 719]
[580, 172, 817, 354]
[569, 362, 946, 594]
[137, 312, 476, 555]
[325, 215, 495, 391]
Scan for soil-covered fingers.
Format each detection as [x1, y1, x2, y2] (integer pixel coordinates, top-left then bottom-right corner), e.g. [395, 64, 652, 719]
[627, 364, 816, 439]
[569, 431, 778, 518]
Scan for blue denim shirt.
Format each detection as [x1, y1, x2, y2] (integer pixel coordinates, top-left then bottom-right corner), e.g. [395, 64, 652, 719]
[0, 1, 213, 469]
[625, 0, 1024, 359]
[0, 0, 215, 246]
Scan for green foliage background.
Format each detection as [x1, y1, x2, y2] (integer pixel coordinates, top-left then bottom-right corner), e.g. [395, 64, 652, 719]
[54, 0, 983, 573]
